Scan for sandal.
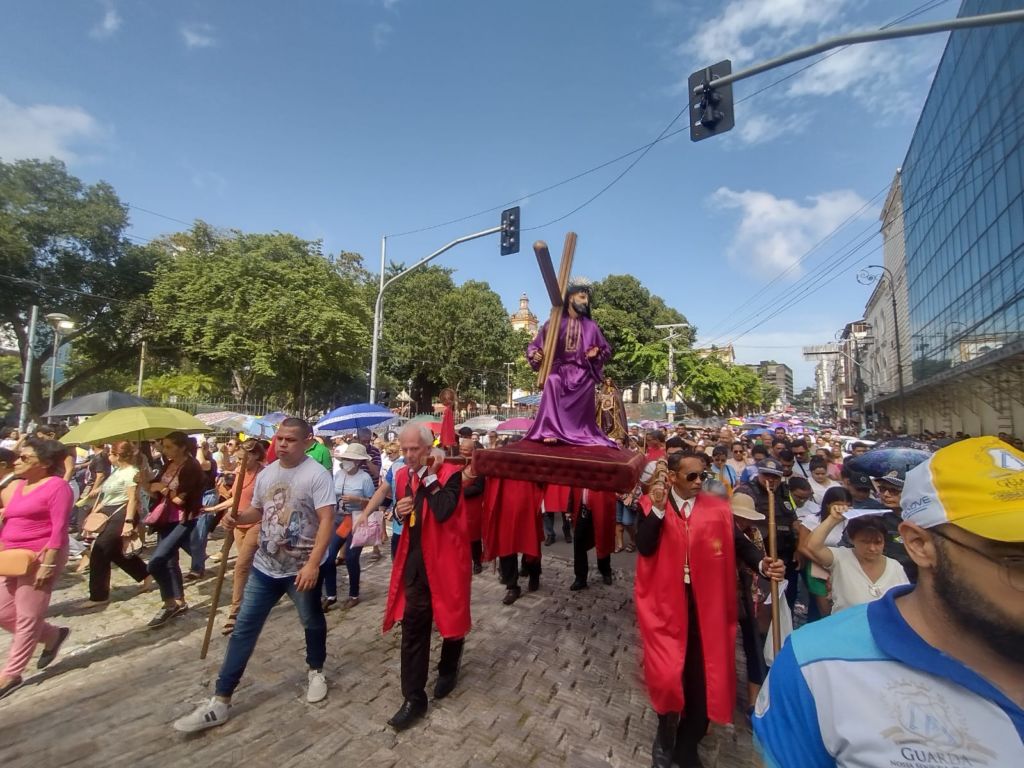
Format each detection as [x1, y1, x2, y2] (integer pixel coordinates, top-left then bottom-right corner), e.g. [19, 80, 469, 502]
[221, 619, 235, 636]
[613, 545, 625, 554]
[624, 543, 636, 553]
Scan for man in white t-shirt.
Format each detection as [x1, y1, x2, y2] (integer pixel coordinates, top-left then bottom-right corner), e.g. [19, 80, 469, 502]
[174, 417, 336, 732]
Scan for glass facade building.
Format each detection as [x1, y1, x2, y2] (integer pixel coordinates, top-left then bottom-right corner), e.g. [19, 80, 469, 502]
[901, 0, 1024, 382]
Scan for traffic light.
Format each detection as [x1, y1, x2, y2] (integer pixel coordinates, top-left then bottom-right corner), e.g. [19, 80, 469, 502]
[500, 206, 520, 256]
[688, 60, 735, 142]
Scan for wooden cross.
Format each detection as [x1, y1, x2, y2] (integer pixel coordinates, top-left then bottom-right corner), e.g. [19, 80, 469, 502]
[533, 232, 576, 388]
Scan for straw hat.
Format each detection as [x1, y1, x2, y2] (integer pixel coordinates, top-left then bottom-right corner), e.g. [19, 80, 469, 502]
[730, 493, 765, 521]
[337, 442, 371, 462]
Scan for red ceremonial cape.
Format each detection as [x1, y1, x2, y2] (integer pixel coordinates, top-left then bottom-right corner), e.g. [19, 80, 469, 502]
[634, 492, 738, 722]
[482, 477, 543, 560]
[584, 489, 617, 559]
[440, 405, 457, 451]
[383, 463, 471, 639]
[542, 483, 571, 513]
[460, 480, 483, 542]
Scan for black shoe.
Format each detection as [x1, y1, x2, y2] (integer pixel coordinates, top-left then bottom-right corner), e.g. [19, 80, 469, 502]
[147, 604, 185, 629]
[569, 579, 588, 591]
[387, 699, 427, 731]
[564, 531, 573, 544]
[652, 713, 679, 768]
[502, 586, 522, 605]
[544, 534, 556, 546]
[0, 676, 24, 701]
[602, 572, 613, 586]
[433, 674, 457, 700]
[37, 627, 71, 670]
[519, 564, 528, 578]
[528, 573, 540, 592]
[472, 562, 483, 575]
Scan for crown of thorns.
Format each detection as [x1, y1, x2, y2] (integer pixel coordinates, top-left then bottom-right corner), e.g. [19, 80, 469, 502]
[566, 276, 593, 294]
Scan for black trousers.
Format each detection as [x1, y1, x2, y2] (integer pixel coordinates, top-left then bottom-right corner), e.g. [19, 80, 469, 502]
[401, 549, 463, 707]
[470, 539, 482, 567]
[572, 512, 610, 583]
[676, 584, 710, 766]
[499, 553, 540, 589]
[88, 506, 149, 601]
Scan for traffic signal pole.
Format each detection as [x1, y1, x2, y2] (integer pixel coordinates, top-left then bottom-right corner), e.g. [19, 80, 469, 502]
[369, 221, 512, 404]
[690, 9, 1024, 140]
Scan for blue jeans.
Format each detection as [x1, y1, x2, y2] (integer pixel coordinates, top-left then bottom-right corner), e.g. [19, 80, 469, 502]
[189, 507, 216, 575]
[320, 532, 345, 600]
[148, 520, 197, 601]
[215, 567, 327, 697]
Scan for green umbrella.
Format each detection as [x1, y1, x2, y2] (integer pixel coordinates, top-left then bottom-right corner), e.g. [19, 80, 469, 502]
[61, 406, 212, 445]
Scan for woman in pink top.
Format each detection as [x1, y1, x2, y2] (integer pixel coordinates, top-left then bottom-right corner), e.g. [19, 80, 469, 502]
[0, 437, 74, 699]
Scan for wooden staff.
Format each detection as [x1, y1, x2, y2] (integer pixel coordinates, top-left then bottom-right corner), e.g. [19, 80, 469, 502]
[200, 461, 246, 659]
[535, 232, 577, 388]
[767, 489, 782, 655]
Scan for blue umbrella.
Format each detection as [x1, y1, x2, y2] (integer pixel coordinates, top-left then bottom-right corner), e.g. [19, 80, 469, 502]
[315, 403, 397, 434]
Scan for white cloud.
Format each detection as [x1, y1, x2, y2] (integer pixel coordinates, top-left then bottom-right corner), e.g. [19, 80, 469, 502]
[382, 0, 401, 9]
[683, 0, 845, 65]
[90, 2, 121, 39]
[713, 187, 869, 276]
[181, 22, 216, 48]
[0, 93, 103, 162]
[372, 22, 392, 50]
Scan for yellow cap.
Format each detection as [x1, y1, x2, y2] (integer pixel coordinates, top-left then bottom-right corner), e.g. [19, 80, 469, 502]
[901, 437, 1024, 542]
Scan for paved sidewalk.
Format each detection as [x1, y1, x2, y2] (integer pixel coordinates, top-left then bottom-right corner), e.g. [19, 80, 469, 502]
[0, 543, 761, 768]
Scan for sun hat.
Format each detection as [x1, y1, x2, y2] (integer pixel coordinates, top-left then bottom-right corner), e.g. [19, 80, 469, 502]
[337, 443, 371, 462]
[730, 493, 765, 521]
[900, 436, 1024, 542]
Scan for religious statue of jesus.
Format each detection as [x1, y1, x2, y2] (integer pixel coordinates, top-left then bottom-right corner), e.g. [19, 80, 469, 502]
[524, 277, 616, 447]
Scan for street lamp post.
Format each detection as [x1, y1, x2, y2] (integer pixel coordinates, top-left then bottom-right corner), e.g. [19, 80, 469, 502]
[654, 323, 690, 400]
[857, 265, 907, 431]
[44, 312, 75, 416]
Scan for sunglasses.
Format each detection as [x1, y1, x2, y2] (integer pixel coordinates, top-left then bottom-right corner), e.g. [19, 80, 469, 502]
[683, 471, 710, 482]
[15, 454, 36, 463]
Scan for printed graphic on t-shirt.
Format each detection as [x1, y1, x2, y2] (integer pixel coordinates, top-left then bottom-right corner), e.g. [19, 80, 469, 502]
[255, 480, 319, 576]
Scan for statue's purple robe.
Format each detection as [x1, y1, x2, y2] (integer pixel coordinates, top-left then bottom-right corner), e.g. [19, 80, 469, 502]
[524, 313, 616, 447]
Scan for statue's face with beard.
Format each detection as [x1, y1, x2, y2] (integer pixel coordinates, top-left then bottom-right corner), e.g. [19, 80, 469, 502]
[568, 289, 590, 317]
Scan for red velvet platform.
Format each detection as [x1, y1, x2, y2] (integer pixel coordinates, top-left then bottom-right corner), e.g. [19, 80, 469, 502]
[473, 441, 644, 494]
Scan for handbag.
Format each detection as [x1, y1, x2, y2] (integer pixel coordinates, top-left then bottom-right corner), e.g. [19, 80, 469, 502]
[351, 511, 383, 548]
[143, 497, 182, 527]
[336, 515, 353, 540]
[122, 530, 144, 558]
[0, 548, 37, 578]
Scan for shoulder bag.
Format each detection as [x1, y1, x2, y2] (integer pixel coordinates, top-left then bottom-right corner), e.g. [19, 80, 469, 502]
[0, 509, 37, 577]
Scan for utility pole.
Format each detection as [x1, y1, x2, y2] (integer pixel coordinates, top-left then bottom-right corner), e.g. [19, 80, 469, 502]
[858, 265, 907, 432]
[137, 340, 147, 397]
[505, 362, 514, 415]
[18, 305, 38, 433]
[654, 323, 690, 400]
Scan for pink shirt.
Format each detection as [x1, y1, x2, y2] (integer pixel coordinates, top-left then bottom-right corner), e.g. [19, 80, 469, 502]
[0, 477, 73, 552]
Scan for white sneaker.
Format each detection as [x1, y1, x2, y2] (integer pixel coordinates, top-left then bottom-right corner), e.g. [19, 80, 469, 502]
[173, 697, 231, 732]
[307, 669, 328, 703]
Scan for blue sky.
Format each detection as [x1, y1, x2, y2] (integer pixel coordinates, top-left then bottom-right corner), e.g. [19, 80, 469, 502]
[0, 0, 958, 389]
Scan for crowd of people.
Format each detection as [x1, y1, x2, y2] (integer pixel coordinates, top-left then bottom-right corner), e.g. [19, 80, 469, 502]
[0, 417, 1021, 765]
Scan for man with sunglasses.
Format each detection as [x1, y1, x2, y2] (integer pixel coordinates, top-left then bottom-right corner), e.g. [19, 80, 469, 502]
[753, 437, 1024, 767]
[636, 453, 785, 768]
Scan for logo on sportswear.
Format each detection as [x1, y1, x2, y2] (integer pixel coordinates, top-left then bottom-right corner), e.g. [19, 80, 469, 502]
[880, 681, 996, 766]
[988, 448, 1024, 472]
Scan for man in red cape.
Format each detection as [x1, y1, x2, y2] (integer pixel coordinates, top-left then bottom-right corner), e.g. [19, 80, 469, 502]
[458, 437, 485, 574]
[568, 487, 616, 590]
[635, 452, 783, 767]
[383, 424, 470, 731]
[482, 475, 544, 605]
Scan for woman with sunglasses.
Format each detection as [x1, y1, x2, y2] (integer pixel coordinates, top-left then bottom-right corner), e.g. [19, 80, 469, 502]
[0, 438, 74, 699]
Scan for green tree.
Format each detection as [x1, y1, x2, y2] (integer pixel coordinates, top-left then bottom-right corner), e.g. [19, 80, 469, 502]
[0, 158, 158, 419]
[146, 226, 370, 414]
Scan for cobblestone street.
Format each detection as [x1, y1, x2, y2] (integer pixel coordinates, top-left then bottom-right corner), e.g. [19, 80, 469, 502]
[0, 539, 760, 768]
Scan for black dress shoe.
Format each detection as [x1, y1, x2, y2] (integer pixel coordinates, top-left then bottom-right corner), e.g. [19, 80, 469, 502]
[472, 562, 483, 575]
[564, 531, 573, 543]
[433, 674, 457, 700]
[602, 573, 613, 586]
[544, 534, 556, 546]
[387, 700, 427, 731]
[502, 586, 522, 605]
[528, 573, 540, 592]
[569, 579, 588, 591]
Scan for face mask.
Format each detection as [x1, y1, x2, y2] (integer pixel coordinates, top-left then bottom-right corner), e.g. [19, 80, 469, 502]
[340, 460, 356, 472]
